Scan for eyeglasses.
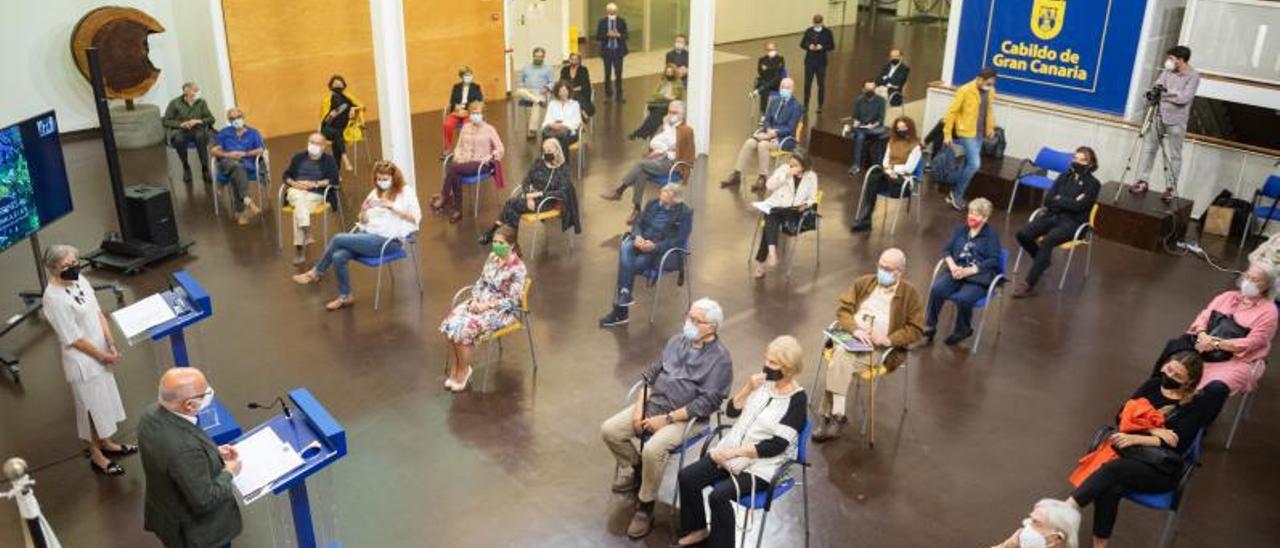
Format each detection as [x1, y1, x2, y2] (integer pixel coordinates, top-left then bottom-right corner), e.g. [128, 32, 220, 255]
[685, 315, 712, 325]
[184, 389, 214, 403]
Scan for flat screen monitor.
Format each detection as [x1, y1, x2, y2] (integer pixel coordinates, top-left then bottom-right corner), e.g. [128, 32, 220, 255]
[0, 110, 73, 254]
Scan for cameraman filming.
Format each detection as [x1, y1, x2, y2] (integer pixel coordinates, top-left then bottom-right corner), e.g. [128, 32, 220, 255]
[1132, 45, 1200, 202]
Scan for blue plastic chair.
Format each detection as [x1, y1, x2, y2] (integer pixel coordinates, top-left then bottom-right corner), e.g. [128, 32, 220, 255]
[696, 420, 811, 548]
[352, 231, 423, 311]
[1009, 147, 1073, 214]
[1121, 430, 1205, 548]
[633, 214, 693, 325]
[1239, 174, 1280, 253]
[442, 155, 495, 230]
[854, 158, 927, 234]
[640, 160, 693, 207]
[211, 151, 270, 217]
[926, 248, 1009, 354]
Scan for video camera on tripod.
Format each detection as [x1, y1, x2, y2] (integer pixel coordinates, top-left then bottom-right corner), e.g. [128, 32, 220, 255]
[1144, 83, 1168, 105]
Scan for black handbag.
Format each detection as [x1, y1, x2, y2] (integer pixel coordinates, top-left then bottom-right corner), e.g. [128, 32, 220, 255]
[1202, 310, 1250, 362]
[981, 126, 1006, 158]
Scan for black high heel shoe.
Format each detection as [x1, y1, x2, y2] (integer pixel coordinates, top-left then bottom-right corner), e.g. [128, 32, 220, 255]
[90, 459, 125, 476]
[101, 443, 138, 457]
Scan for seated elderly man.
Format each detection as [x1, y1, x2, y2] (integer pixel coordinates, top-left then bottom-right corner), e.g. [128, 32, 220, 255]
[162, 82, 216, 183]
[720, 77, 804, 192]
[210, 107, 266, 225]
[812, 248, 925, 442]
[600, 297, 733, 539]
[514, 46, 556, 140]
[599, 100, 695, 223]
[599, 184, 693, 328]
[281, 133, 341, 264]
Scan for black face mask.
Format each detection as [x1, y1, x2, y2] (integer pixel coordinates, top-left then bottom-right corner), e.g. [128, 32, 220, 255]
[890, 59, 901, 65]
[762, 366, 784, 381]
[1071, 162, 1091, 174]
[59, 265, 81, 281]
[543, 152, 556, 163]
[895, 129, 908, 138]
[864, 90, 876, 97]
[1160, 373, 1185, 391]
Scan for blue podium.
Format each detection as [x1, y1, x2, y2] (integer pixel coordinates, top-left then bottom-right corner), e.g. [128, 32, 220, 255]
[145, 270, 242, 444]
[236, 387, 347, 548]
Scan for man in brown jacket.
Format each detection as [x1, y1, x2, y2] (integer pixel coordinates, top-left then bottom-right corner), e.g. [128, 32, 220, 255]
[600, 100, 696, 224]
[813, 248, 925, 442]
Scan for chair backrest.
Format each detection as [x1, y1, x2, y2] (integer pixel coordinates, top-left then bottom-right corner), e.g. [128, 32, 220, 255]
[1087, 203, 1100, 227]
[814, 189, 825, 207]
[912, 155, 926, 179]
[1033, 147, 1074, 176]
[1260, 174, 1280, 200]
[795, 420, 812, 464]
[997, 248, 1009, 276]
[519, 276, 533, 311]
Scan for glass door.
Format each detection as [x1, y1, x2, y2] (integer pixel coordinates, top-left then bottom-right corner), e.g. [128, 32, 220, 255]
[649, 0, 690, 52]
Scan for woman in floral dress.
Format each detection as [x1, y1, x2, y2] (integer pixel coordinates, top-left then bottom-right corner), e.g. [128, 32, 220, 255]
[440, 225, 528, 392]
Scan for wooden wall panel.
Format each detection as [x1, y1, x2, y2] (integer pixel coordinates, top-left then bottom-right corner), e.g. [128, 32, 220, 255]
[404, 0, 506, 115]
[221, 0, 378, 138]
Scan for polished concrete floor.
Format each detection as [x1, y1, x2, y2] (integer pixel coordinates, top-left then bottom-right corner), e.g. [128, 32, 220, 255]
[2, 15, 1278, 548]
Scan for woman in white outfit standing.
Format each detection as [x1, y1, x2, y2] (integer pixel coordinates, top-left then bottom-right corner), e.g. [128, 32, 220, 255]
[40, 244, 134, 476]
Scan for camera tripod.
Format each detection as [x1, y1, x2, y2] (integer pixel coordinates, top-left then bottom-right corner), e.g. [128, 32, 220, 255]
[1113, 91, 1179, 203]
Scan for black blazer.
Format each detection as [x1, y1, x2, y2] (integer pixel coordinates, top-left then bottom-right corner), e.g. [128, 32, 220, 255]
[596, 16, 629, 56]
[876, 61, 910, 90]
[138, 403, 242, 548]
[448, 82, 484, 111]
[799, 27, 835, 66]
[755, 55, 787, 93]
[559, 64, 595, 116]
[1044, 170, 1101, 224]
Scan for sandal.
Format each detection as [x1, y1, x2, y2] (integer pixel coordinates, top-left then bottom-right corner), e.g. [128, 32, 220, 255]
[1129, 180, 1149, 194]
[101, 443, 138, 457]
[448, 209, 464, 224]
[90, 459, 125, 476]
[429, 193, 445, 211]
[325, 296, 354, 311]
[292, 271, 320, 285]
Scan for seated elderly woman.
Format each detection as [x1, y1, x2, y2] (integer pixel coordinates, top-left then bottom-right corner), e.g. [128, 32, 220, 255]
[1066, 351, 1228, 547]
[752, 150, 818, 279]
[627, 63, 685, 141]
[431, 100, 504, 224]
[539, 80, 582, 157]
[292, 161, 420, 310]
[478, 139, 580, 246]
[673, 335, 807, 548]
[1150, 262, 1278, 394]
[925, 197, 1003, 346]
[988, 499, 1080, 548]
[439, 225, 528, 392]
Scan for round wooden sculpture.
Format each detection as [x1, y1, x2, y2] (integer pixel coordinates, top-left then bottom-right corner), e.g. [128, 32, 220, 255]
[70, 6, 166, 100]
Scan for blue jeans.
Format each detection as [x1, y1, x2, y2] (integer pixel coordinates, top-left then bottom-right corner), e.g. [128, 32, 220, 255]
[926, 273, 987, 335]
[851, 127, 885, 169]
[314, 233, 401, 297]
[954, 136, 983, 200]
[616, 238, 658, 295]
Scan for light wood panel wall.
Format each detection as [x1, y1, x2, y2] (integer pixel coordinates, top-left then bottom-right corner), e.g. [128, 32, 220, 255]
[404, 0, 506, 115]
[222, 0, 378, 138]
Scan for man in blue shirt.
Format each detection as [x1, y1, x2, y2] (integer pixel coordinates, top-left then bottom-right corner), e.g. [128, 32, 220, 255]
[211, 107, 265, 225]
[720, 77, 804, 191]
[600, 183, 693, 327]
[514, 47, 556, 139]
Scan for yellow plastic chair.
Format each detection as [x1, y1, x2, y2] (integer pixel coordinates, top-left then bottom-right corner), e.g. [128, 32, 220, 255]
[807, 323, 909, 449]
[276, 184, 345, 251]
[450, 277, 538, 392]
[1012, 203, 1099, 291]
[517, 194, 574, 265]
[769, 120, 805, 170]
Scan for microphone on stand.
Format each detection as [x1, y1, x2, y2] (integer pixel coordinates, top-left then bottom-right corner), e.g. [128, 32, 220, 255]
[247, 396, 293, 419]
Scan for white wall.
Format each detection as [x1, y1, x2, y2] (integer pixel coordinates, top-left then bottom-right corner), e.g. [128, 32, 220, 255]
[713, 0, 829, 44]
[169, 0, 229, 124]
[924, 86, 1279, 218]
[0, 0, 199, 132]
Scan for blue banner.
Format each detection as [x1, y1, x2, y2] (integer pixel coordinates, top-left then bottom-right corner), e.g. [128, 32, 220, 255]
[952, 0, 1148, 115]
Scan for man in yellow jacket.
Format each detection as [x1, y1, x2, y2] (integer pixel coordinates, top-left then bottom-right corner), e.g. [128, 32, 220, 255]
[943, 67, 998, 211]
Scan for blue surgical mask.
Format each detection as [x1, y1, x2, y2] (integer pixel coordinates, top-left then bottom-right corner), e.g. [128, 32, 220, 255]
[876, 269, 896, 286]
[682, 320, 699, 340]
[778, 89, 792, 100]
[470, 113, 483, 124]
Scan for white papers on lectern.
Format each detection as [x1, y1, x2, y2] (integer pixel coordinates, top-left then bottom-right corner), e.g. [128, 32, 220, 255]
[232, 427, 305, 504]
[111, 294, 177, 344]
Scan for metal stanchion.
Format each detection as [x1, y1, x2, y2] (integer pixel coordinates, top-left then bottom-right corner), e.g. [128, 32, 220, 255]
[2, 458, 62, 548]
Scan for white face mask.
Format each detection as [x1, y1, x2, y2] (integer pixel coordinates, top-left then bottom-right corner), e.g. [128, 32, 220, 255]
[1163, 58, 1176, 71]
[462, 75, 473, 84]
[1017, 520, 1049, 548]
[1240, 278, 1262, 298]
[230, 118, 245, 129]
[682, 320, 700, 340]
[668, 115, 682, 126]
[813, 25, 823, 32]
[188, 387, 215, 414]
[376, 177, 392, 190]
[767, 50, 778, 58]
[674, 42, 686, 50]
[307, 143, 323, 157]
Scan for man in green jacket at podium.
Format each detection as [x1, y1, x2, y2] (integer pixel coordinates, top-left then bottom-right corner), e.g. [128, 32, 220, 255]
[139, 367, 243, 547]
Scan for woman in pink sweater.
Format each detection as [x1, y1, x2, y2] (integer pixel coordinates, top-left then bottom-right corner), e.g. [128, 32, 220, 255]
[432, 101, 505, 223]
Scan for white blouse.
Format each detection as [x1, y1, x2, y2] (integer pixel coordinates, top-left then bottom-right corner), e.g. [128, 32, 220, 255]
[762, 165, 818, 209]
[359, 186, 422, 240]
[881, 144, 922, 176]
[41, 277, 109, 384]
[542, 99, 582, 132]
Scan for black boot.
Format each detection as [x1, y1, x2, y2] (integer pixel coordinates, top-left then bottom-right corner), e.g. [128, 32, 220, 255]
[477, 225, 498, 246]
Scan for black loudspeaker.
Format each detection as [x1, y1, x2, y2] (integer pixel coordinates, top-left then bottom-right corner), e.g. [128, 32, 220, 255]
[124, 186, 178, 246]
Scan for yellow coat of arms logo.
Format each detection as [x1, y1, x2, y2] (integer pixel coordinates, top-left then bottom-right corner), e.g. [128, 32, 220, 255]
[1032, 0, 1066, 40]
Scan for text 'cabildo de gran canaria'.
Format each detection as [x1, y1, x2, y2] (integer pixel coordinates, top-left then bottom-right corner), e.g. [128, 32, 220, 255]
[992, 40, 1089, 81]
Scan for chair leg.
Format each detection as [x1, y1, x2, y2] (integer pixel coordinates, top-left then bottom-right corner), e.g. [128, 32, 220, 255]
[1085, 238, 1094, 278]
[747, 221, 762, 273]
[1059, 247, 1077, 291]
[1225, 390, 1252, 450]
[322, 209, 331, 244]
[410, 243, 424, 298]
[276, 206, 285, 251]
[373, 263, 385, 311]
[1239, 214, 1252, 253]
[755, 503, 771, 548]
[482, 340, 495, 392]
[1012, 247, 1024, 275]
[1157, 509, 1178, 548]
[1007, 184, 1018, 216]
[815, 223, 822, 271]
[971, 305, 989, 355]
[901, 363, 909, 414]
[802, 465, 810, 548]
[649, 270, 664, 325]
[524, 316, 538, 386]
[530, 221, 542, 264]
[808, 352, 828, 410]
